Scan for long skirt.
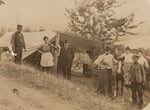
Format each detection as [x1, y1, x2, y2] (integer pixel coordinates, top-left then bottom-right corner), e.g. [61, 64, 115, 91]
[97, 69, 112, 96]
[40, 52, 54, 67]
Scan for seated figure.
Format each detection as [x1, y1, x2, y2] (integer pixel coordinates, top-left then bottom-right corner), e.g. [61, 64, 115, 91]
[1, 47, 14, 62]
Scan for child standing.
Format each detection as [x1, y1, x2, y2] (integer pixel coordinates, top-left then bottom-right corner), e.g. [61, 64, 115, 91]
[129, 54, 146, 108]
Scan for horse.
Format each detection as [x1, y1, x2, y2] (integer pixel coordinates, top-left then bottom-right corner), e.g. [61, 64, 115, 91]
[114, 57, 125, 97]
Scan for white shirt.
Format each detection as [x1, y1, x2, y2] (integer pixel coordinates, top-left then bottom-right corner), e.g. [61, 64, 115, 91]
[94, 53, 117, 69]
[121, 52, 133, 63]
[138, 56, 149, 68]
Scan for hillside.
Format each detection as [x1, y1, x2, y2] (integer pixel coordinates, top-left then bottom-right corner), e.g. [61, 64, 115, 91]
[0, 62, 149, 110]
[0, 75, 84, 110]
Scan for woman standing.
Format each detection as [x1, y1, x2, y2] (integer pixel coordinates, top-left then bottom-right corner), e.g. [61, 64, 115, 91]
[94, 47, 117, 96]
[38, 36, 56, 73]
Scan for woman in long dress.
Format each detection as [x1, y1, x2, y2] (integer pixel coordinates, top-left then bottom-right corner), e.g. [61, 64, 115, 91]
[38, 36, 56, 73]
[94, 47, 117, 96]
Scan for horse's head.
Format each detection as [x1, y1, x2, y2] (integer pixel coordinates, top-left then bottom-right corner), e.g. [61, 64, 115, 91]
[117, 57, 124, 74]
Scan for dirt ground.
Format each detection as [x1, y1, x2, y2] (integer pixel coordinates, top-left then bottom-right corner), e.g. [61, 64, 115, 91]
[0, 75, 84, 110]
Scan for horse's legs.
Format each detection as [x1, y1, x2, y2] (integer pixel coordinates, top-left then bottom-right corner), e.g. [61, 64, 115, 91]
[116, 76, 124, 96]
[116, 80, 119, 96]
[120, 80, 124, 96]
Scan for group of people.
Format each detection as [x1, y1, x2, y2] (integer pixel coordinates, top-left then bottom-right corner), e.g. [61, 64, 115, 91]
[0, 25, 149, 108]
[9, 25, 75, 80]
[38, 36, 75, 80]
[94, 46, 149, 108]
[37, 36, 75, 80]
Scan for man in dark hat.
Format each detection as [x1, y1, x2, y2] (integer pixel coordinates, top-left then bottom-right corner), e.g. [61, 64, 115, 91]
[129, 54, 146, 107]
[11, 25, 26, 64]
[59, 40, 74, 80]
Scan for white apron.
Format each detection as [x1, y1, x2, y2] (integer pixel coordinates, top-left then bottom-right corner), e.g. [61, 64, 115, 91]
[40, 52, 54, 67]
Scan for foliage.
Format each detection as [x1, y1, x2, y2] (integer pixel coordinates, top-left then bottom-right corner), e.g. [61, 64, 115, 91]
[0, 0, 4, 5]
[66, 0, 143, 41]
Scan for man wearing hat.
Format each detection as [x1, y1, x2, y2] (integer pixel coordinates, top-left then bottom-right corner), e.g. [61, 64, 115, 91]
[11, 25, 26, 64]
[129, 54, 146, 107]
[59, 40, 74, 80]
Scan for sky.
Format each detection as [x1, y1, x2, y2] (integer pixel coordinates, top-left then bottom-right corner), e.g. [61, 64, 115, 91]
[0, 0, 74, 30]
[0, 0, 150, 31]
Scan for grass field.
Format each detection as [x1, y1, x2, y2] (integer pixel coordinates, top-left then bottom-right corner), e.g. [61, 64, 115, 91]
[0, 62, 149, 110]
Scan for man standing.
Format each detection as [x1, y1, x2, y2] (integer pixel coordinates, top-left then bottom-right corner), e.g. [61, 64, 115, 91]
[138, 49, 149, 72]
[60, 40, 74, 80]
[11, 25, 26, 64]
[120, 46, 133, 86]
[129, 54, 146, 108]
[121, 47, 133, 63]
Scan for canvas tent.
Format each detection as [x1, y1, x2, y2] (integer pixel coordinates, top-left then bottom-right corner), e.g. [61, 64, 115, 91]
[0, 31, 103, 69]
[0, 31, 55, 59]
[24, 31, 102, 67]
[50, 31, 102, 51]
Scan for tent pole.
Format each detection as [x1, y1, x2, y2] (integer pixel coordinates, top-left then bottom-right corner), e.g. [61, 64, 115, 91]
[54, 32, 60, 72]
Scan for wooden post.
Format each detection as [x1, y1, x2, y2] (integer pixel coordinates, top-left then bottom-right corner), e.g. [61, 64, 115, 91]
[54, 32, 60, 72]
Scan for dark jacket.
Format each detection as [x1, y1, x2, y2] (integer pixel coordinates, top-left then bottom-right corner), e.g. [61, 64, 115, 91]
[59, 45, 74, 67]
[129, 63, 146, 83]
[11, 32, 26, 52]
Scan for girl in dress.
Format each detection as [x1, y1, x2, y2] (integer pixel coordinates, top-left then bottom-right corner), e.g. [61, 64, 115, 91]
[38, 36, 57, 73]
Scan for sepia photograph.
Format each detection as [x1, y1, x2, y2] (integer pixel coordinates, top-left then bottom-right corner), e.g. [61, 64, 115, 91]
[0, 0, 150, 110]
